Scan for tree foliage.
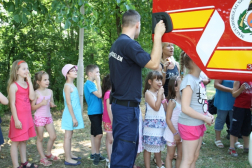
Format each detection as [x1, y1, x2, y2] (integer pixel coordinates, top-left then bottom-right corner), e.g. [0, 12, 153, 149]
[0, 0, 181, 114]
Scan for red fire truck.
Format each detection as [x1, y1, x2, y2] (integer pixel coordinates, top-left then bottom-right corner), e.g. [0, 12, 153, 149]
[152, 0, 252, 81]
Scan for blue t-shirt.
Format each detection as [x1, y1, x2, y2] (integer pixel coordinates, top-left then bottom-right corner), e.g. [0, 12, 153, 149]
[109, 34, 151, 102]
[214, 80, 235, 111]
[84, 80, 103, 115]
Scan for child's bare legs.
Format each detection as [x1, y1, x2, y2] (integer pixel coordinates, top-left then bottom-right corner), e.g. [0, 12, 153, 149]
[19, 141, 27, 163]
[36, 126, 46, 160]
[176, 142, 182, 168]
[180, 137, 202, 168]
[19, 141, 38, 167]
[154, 151, 162, 167]
[90, 135, 95, 154]
[70, 131, 77, 158]
[215, 130, 222, 141]
[166, 146, 176, 168]
[94, 134, 103, 154]
[45, 123, 57, 156]
[190, 137, 202, 168]
[243, 136, 249, 149]
[64, 130, 77, 163]
[11, 141, 20, 168]
[105, 132, 113, 162]
[230, 134, 236, 148]
[144, 150, 151, 168]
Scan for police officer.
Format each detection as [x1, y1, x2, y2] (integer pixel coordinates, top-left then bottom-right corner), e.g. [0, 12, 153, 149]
[109, 10, 166, 168]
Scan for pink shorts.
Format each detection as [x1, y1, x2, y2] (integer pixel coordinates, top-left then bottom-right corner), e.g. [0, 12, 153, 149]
[178, 123, 206, 140]
[34, 116, 53, 127]
[103, 122, 112, 133]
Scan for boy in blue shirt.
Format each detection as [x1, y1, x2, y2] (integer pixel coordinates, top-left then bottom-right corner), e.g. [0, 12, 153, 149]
[84, 64, 105, 165]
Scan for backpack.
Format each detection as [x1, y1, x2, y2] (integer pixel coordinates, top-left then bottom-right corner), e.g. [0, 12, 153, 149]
[208, 95, 217, 115]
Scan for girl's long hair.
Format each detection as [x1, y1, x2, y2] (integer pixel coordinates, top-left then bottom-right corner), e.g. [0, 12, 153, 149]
[102, 74, 111, 98]
[143, 71, 163, 97]
[180, 51, 192, 79]
[7, 60, 26, 96]
[33, 71, 48, 90]
[167, 76, 180, 100]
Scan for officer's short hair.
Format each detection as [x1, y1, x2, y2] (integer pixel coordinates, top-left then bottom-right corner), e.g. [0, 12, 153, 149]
[86, 64, 98, 76]
[122, 10, 141, 27]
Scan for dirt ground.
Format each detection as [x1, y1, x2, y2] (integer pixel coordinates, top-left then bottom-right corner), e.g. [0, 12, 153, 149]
[0, 103, 153, 168]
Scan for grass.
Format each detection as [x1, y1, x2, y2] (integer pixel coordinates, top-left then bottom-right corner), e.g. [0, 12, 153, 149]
[0, 80, 251, 167]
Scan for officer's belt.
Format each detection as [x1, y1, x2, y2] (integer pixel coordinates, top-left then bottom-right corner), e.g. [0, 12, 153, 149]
[112, 98, 139, 107]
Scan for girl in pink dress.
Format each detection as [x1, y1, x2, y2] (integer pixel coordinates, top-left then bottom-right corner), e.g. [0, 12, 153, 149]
[7, 60, 37, 168]
[163, 76, 182, 168]
[31, 71, 58, 166]
[101, 74, 113, 168]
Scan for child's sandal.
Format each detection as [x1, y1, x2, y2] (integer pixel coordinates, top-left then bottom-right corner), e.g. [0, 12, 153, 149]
[40, 158, 52, 167]
[215, 140, 224, 148]
[45, 154, 59, 161]
[21, 161, 39, 168]
[235, 142, 243, 149]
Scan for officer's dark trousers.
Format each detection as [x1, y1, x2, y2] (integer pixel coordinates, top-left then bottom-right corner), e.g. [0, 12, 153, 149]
[110, 103, 139, 168]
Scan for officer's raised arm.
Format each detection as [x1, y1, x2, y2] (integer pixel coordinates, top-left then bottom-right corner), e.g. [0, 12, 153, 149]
[145, 20, 166, 70]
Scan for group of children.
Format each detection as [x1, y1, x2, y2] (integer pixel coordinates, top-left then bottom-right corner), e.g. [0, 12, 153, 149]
[140, 51, 214, 168]
[0, 50, 251, 168]
[0, 61, 112, 168]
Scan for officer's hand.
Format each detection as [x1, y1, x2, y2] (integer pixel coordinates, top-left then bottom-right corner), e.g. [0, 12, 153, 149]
[154, 20, 166, 37]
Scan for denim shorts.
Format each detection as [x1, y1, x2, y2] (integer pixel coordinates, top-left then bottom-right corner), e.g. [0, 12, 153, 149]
[214, 109, 233, 131]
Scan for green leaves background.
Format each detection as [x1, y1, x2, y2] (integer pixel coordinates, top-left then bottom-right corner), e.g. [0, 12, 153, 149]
[0, 0, 182, 114]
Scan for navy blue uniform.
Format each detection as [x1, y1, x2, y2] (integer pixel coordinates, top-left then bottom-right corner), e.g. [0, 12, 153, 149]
[109, 34, 150, 168]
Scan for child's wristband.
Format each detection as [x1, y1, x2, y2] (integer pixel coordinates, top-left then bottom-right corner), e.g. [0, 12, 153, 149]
[173, 131, 179, 136]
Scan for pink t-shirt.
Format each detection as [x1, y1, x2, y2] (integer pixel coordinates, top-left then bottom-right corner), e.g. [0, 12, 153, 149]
[102, 90, 111, 123]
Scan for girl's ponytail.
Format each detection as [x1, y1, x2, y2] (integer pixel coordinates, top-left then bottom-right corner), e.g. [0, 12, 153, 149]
[102, 74, 111, 98]
[180, 51, 192, 79]
[180, 51, 186, 79]
[167, 76, 179, 100]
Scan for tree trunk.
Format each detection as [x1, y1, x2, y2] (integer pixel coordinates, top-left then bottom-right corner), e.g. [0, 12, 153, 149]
[77, 5, 85, 112]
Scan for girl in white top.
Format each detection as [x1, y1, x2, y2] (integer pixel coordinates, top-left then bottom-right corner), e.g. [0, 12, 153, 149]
[143, 71, 166, 168]
[163, 76, 182, 168]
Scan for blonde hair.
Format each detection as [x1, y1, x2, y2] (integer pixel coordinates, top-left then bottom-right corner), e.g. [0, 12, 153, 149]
[161, 42, 176, 65]
[33, 71, 48, 90]
[7, 60, 27, 96]
[180, 51, 192, 79]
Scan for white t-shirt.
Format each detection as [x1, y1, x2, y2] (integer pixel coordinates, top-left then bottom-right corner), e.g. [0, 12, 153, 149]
[178, 74, 208, 126]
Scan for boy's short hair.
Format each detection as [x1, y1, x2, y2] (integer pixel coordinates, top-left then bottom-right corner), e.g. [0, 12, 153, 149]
[86, 64, 98, 76]
[122, 10, 141, 28]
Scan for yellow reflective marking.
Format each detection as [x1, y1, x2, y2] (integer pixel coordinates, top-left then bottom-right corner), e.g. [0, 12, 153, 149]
[170, 9, 214, 29]
[207, 50, 252, 70]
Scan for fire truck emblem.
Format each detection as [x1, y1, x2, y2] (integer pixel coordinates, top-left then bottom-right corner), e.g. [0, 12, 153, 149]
[230, 0, 252, 42]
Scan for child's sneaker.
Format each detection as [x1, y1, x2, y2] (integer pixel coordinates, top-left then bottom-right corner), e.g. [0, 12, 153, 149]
[228, 148, 238, 157]
[93, 154, 100, 166]
[244, 148, 249, 153]
[88, 154, 95, 160]
[98, 153, 106, 161]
